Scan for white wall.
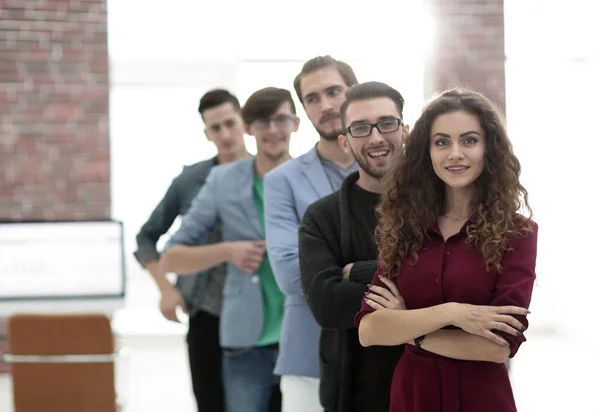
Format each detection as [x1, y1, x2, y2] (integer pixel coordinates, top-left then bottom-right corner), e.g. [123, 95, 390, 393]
[107, 0, 598, 345]
[107, 0, 431, 334]
[504, 0, 599, 339]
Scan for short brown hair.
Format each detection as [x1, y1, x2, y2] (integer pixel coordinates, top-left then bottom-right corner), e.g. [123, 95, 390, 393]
[340, 81, 405, 128]
[198, 89, 240, 120]
[293, 55, 358, 104]
[241, 87, 296, 124]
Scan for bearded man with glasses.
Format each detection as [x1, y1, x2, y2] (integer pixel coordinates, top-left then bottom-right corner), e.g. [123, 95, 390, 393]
[298, 82, 409, 412]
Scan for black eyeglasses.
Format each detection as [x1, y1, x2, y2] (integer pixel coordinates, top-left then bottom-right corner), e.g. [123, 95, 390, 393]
[344, 118, 403, 138]
[252, 114, 297, 130]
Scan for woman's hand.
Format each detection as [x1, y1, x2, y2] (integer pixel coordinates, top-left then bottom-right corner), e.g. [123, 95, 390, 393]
[364, 276, 407, 311]
[449, 303, 529, 346]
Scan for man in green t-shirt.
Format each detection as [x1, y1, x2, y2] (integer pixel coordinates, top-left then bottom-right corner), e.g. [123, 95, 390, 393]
[161, 87, 299, 412]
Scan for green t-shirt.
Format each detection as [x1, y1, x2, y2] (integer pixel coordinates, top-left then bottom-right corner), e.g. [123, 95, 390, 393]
[253, 175, 285, 346]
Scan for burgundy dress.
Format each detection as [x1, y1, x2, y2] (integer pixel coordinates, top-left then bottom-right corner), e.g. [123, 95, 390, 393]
[355, 221, 538, 412]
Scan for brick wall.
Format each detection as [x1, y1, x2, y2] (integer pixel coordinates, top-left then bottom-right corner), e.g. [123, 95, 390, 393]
[425, 0, 506, 112]
[0, 1, 110, 221]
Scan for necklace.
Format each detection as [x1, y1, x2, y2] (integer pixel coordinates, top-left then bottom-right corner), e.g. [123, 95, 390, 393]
[441, 214, 469, 221]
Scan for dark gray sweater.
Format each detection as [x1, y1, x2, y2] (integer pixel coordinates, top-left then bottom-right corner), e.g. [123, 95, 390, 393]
[299, 171, 403, 412]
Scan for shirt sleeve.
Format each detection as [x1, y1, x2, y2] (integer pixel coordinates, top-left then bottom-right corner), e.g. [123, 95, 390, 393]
[264, 170, 303, 297]
[164, 168, 220, 250]
[489, 222, 539, 358]
[134, 173, 182, 266]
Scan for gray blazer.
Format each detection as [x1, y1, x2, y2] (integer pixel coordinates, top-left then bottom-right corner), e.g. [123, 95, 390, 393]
[264, 146, 338, 378]
[134, 157, 223, 316]
[165, 157, 266, 348]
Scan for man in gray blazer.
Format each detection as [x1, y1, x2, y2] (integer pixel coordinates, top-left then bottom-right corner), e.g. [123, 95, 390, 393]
[263, 56, 358, 412]
[161, 87, 299, 412]
[134, 89, 249, 412]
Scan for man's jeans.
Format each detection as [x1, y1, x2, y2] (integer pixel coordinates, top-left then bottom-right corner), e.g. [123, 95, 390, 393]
[222, 344, 280, 412]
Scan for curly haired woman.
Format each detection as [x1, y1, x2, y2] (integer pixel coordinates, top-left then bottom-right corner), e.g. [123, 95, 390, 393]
[354, 88, 538, 412]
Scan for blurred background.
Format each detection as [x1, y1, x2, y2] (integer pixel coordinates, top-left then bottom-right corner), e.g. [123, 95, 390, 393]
[1, 0, 599, 410]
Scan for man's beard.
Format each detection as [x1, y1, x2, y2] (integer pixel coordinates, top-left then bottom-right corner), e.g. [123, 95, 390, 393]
[315, 112, 343, 141]
[349, 145, 394, 179]
[315, 125, 342, 142]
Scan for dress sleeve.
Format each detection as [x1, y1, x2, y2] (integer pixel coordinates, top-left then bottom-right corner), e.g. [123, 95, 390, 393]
[489, 222, 539, 358]
[354, 264, 390, 327]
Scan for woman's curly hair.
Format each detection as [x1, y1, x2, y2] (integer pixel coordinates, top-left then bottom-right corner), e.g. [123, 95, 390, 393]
[376, 88, 533, 278]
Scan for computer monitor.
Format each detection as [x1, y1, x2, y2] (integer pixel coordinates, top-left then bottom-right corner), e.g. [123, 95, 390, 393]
[0, 220, 126, 315]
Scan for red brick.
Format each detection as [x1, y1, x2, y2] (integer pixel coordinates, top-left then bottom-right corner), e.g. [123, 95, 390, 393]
[0, 0, 110, 221]
[426, 0, 506, 113]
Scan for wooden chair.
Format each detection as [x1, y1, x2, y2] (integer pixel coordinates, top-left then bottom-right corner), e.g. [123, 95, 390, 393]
[2, 313, 120, 412]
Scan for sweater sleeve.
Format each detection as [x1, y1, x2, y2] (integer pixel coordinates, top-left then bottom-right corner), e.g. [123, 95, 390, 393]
[299, 205, 377, 330]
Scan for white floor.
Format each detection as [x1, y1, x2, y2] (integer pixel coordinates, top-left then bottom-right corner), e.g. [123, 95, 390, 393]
[510, 333, 599, 412]
[1, 331, 598, 412]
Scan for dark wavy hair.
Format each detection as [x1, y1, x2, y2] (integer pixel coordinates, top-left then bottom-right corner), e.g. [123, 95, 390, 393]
[377, 88, 533, 278]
